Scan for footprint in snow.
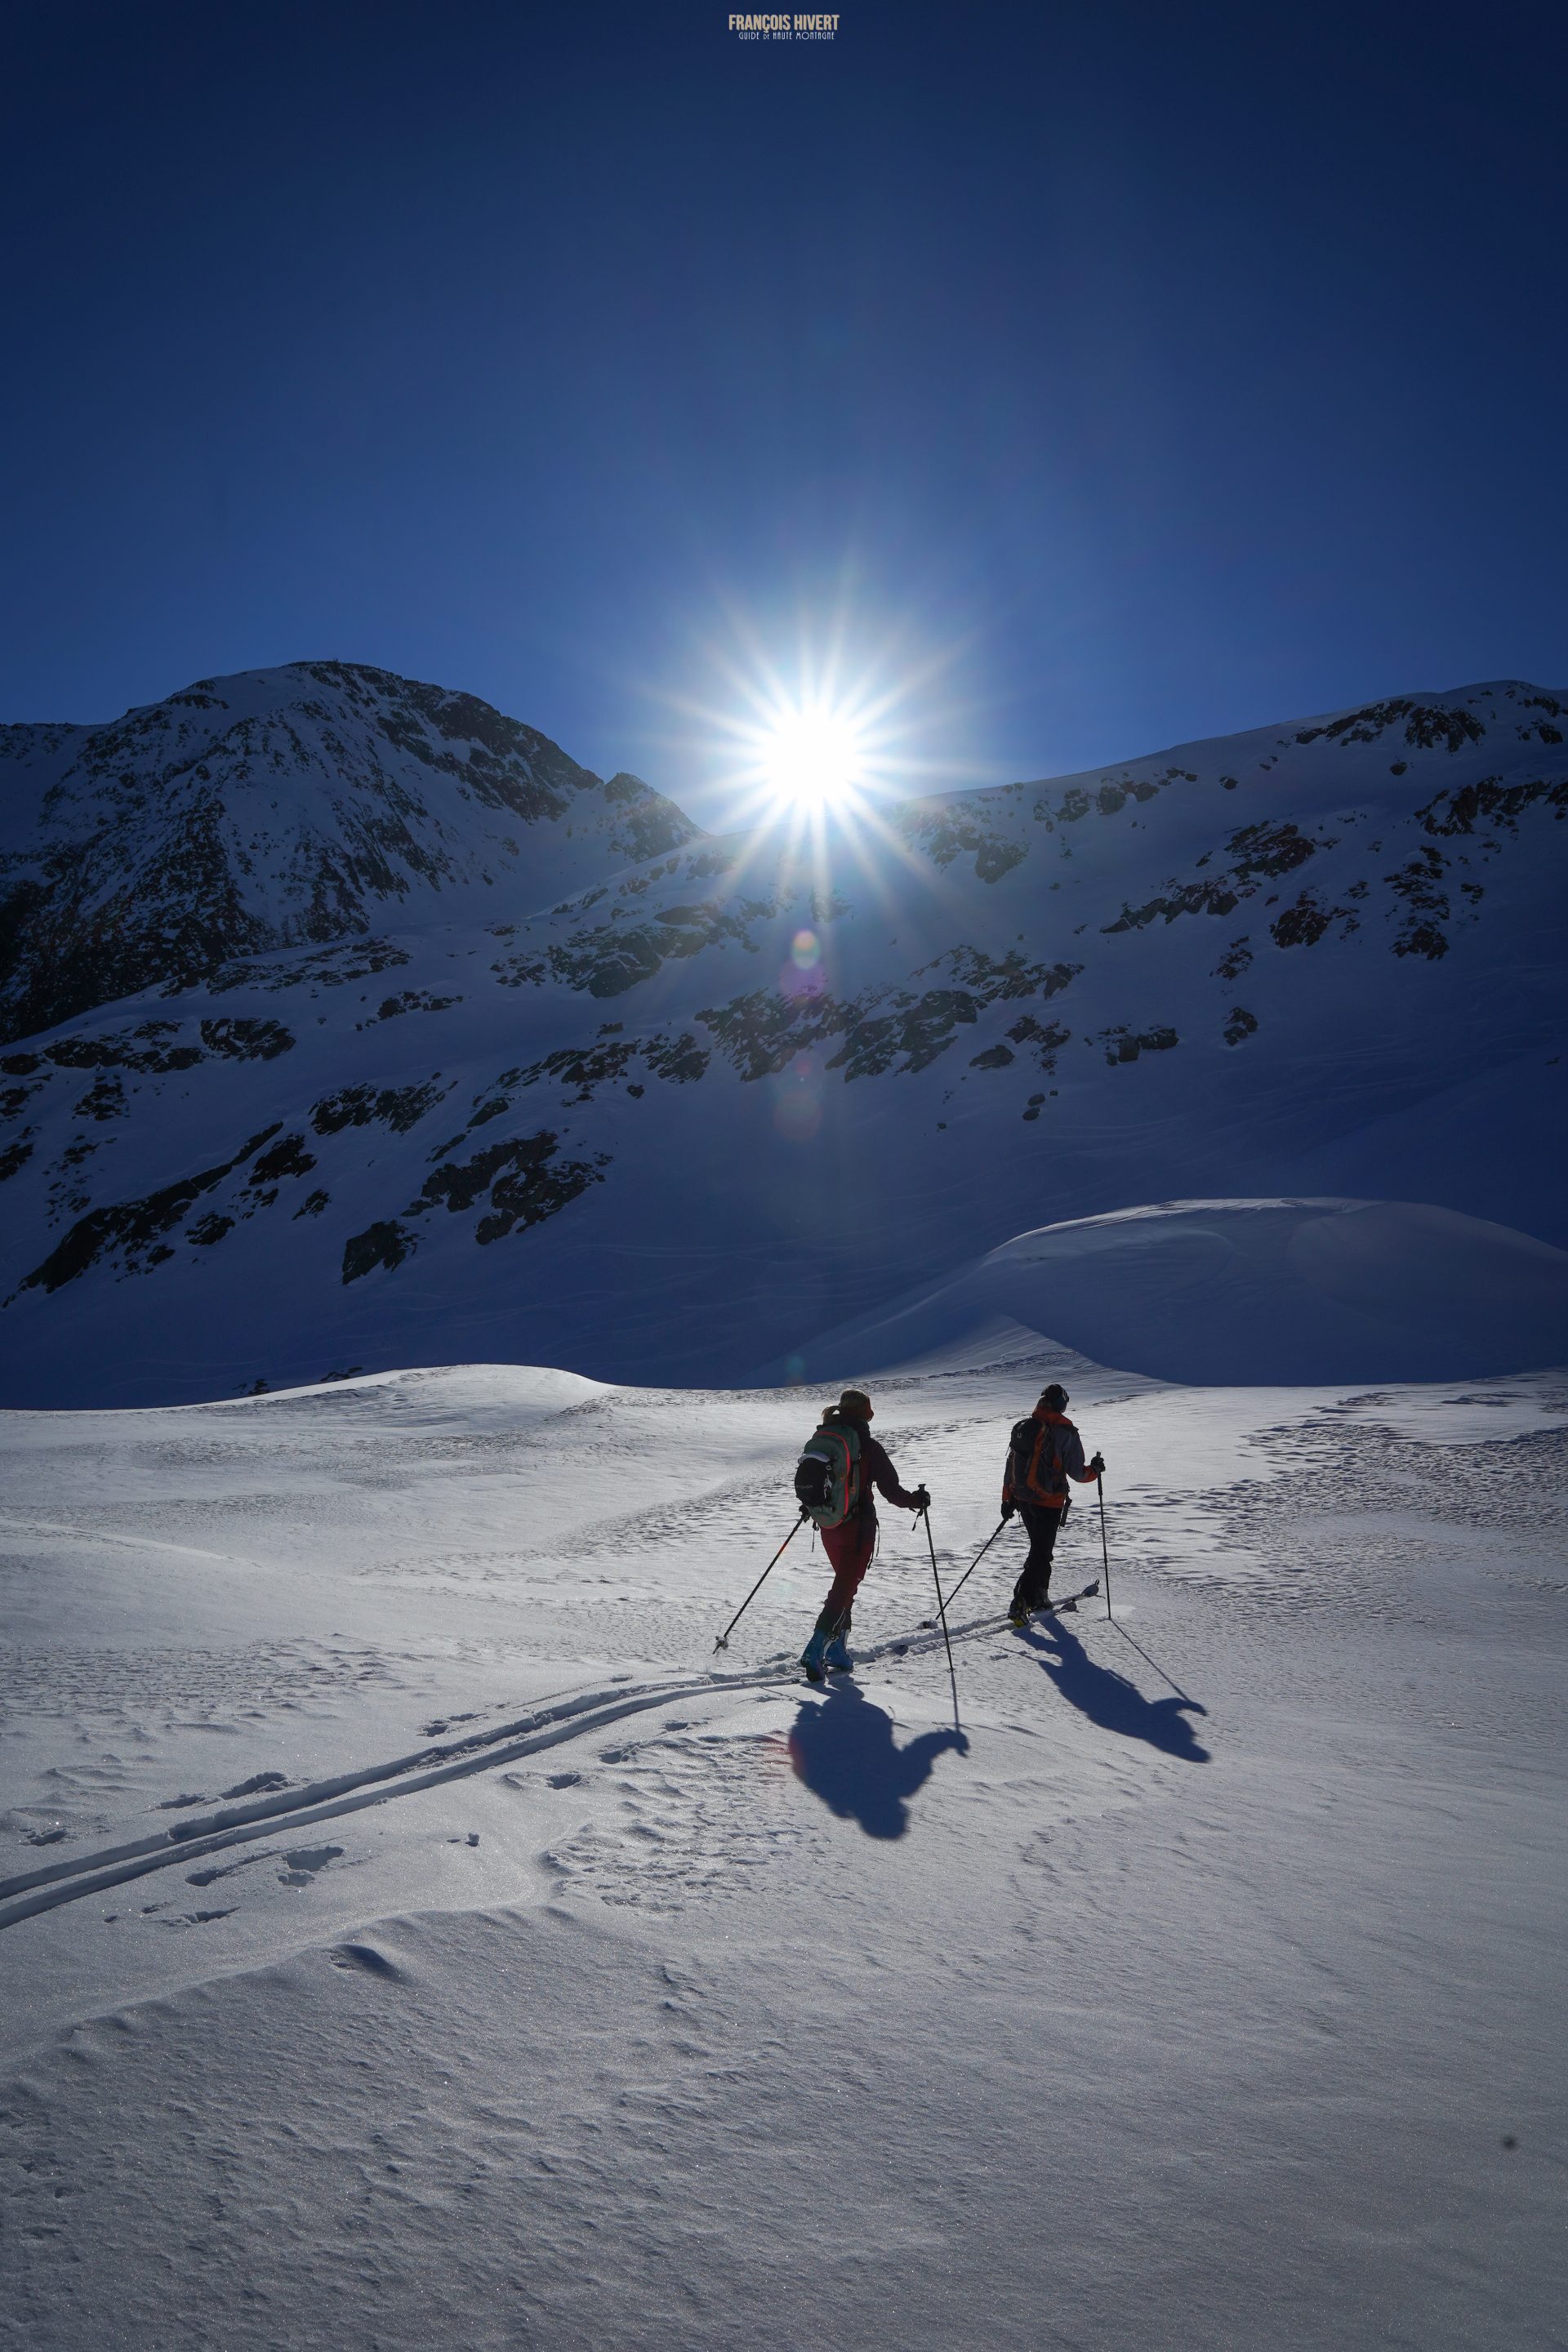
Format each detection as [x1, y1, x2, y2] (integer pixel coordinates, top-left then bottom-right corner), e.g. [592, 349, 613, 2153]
[277, 1844, 344, 1887]
[220, 1771, 291, 1801]
[549, 1731, 803, 1913]
[185, 1850, 274, 1889]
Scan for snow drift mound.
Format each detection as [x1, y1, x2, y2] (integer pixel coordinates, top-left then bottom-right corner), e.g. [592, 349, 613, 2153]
[759, 1199, 1568, 1386]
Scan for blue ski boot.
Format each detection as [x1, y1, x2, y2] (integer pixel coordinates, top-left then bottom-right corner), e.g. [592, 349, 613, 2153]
[824, 1630, 853, 1673]
[800, 1626, 830, 1682]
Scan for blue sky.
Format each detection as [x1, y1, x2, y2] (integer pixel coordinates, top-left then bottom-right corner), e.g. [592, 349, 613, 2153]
[1, 0, 1563, 823]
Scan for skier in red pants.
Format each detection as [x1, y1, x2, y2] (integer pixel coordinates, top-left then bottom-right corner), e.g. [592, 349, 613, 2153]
[800, 1389, 929, 1679]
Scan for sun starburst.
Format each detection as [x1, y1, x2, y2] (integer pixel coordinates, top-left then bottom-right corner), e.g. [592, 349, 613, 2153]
[756, 703, 866, 814]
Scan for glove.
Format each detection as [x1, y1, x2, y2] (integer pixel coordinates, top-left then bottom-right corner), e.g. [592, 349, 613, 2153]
[1088, 1453, 1106, 1477]
[911, 1485, 931, 1512]
[1000, 1499, 1016, 1521]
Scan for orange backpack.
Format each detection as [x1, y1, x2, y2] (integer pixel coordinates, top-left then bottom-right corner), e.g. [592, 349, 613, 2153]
[1009, 1412, 1073, 1506]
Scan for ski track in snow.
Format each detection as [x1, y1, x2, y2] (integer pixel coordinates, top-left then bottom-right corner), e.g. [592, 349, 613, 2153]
[0, 1597, 1086, 1928]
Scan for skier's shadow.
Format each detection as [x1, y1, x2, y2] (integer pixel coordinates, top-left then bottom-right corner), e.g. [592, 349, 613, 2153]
[788, 1678, 968, 1840]
[1018, 1618, 1210, 1762]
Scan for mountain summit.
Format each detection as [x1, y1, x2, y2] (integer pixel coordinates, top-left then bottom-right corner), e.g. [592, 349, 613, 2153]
[0, 667, 1563, 1405]
[0, 660, 696, 1045]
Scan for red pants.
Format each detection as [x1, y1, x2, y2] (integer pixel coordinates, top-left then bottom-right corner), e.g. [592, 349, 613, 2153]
[819, 1513, 877, 1620]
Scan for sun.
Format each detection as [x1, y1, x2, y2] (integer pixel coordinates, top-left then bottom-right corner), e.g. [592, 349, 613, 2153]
[760, 706, 865, 812]
[666, 604, 969, 833]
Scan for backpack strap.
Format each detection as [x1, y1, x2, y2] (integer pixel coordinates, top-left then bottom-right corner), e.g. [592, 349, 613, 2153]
[835, 1423, 862, 1514]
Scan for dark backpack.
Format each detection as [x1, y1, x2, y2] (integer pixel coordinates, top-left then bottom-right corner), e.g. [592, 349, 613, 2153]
[795, 1419, 862, 1529]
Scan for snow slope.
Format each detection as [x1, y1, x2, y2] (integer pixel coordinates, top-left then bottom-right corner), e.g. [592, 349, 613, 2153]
[2, 1350, 1564, 2348]
[1, 670, 1565, 1404]
[761, 1197, 1568, 1385]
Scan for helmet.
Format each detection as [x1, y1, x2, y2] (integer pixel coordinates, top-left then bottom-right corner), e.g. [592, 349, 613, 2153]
[1037, 1383, 1069, 1411]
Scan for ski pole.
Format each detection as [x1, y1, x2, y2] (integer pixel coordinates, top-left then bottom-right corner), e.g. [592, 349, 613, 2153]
[1097, 1472, 1111, 1619]
[933, 1518, 1008, 1616]
[922, 1506, 960, 1728]
[713, 1513, 806, 1652]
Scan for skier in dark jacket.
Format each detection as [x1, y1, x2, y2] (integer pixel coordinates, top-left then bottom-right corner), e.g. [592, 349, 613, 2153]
[1002, 1383, 1103, 1624]
[801, 1388, 929, 1679]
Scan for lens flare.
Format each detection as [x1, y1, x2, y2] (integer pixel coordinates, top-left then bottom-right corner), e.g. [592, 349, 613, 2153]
[773, 1089, 823, 1141]
[781, 925, 826, 1001]
[773, 1049, 824, 1141]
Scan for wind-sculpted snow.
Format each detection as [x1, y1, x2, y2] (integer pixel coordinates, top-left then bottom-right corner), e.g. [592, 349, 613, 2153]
[0, 672, 1563, 1403]
[763, 1198, 1568, 1388]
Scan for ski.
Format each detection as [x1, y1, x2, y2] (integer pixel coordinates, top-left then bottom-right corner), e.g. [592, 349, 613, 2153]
[919, 1576, 1100, 1633]
[1010, 1577, 1099, 1627]
[804, 1579, 1102, 1682]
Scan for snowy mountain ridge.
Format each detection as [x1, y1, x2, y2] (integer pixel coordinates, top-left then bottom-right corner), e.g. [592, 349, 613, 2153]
[0, 664, 1563, 1405]
[0, 660, 697, 1045]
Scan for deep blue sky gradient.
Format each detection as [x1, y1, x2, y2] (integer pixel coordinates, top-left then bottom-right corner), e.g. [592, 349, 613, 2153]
[2, 0, 1564, 822]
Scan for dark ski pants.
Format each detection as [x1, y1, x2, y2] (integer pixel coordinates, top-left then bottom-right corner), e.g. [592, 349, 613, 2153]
[1009, 1500, 1066, 1612]
[816, 1512, 877, 1633]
